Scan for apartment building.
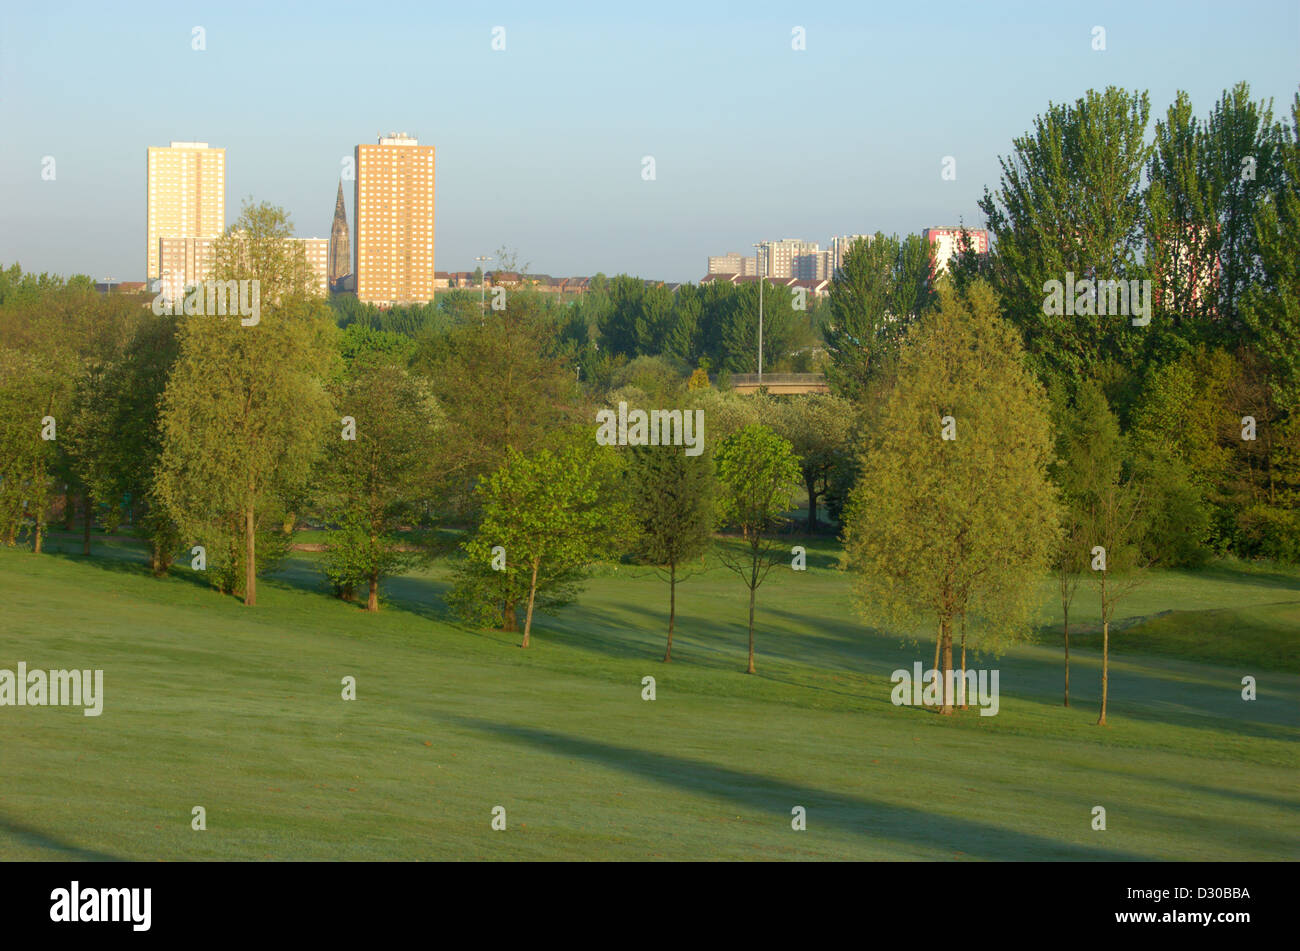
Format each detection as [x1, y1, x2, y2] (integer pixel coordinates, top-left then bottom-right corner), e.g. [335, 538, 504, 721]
[146, 141, 225, 283]
[157, 235, 330, 300]
[923, 227, 989, 274]
[354, 133, 437, 305]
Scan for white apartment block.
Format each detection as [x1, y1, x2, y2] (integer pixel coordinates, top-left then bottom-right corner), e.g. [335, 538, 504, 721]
[760, 239, 820, 279]
[146, 141, 225, 282]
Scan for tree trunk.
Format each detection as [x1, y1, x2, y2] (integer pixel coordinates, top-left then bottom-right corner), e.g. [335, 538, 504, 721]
[931, 626, 942, 708]
[501, 599, 517, 632]
[82, 496, 92, 556]
[1063, 604, 1070, 707]
[959, 615, 967, 710]
[1097, 616, 1109, 726]
[940, 618, 954, 715]
[664, 561, 676, 662]
[366, 532, 379, 612]
[805, 471, 818, 533]
[34, 519, 42, 554]
[521, 555, 540, 648]
[243, 502, 256, 607]
[64, 491, 76, 530]
[746, 584, 757, 674]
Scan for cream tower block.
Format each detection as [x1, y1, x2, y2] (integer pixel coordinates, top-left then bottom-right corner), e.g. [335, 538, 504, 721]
[354, 133, 436, 305]
[146, 142, 226, 286]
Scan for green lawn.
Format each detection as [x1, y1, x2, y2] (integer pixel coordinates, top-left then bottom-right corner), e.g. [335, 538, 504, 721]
[1, 534, 1296, 861]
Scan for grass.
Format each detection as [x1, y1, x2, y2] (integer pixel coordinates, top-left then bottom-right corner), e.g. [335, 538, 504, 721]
[0, 532, 1296, 861]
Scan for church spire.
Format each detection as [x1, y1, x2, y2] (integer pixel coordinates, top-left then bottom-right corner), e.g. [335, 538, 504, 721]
[329, 179, 351, 289]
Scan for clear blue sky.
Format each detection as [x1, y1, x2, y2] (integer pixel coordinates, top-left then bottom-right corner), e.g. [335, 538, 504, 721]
[1, 0, 1295, 283]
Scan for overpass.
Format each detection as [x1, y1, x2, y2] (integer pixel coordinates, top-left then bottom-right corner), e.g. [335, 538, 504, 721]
[728, 373, 829, 395]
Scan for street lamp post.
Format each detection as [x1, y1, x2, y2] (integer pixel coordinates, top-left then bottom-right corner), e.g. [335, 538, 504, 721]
[752, 242, 766, 382]
[475, 255, 492, 314]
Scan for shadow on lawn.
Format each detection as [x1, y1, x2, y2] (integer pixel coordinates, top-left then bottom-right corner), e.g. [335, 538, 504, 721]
[0, 813, 124, 861]
[40, 543, 214, 594]
[1182, 562, 1300, 592]
[441, 714, 1149, 860]
[1068, 764, 1300, 814]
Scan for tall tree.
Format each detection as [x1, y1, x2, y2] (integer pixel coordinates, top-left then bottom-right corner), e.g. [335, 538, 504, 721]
[72, 310, 180, 572]
[823, 233, 935, 399]
[714, 424, 802, 674]
[1146, 84, 1282, 349]
[717, 279, 803, 374]
[842, 281, 1060, 714]
[979, 87, 1152, 389]
[627, 441, 715, 661]
[316, 328, 443, 611]
[0, 347, 62, 548]
[154, 202, 336, 606]
[1050, 381, 1123, 706]
[1242, 91, 1300, 413]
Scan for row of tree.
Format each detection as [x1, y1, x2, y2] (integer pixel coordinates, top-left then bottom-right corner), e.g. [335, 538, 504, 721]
[0, 210, 818, 679]
[2, 81, 1295, 728]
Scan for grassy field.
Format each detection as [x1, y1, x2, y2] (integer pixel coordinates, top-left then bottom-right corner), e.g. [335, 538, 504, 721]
[1, 532, 1297, 861]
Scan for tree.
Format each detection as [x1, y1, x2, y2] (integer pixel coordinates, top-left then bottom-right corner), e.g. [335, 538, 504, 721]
[0, 347, 61, 548]
[823, 233, 934, 399]
[771, 394, 855, 532]
[154, 202, 337, 606]
[315, 328, 443, 611]
[0, 282, 125, 554]
[979, 87, 1152, 389]
[1146, 84, 1283, 353]
[418, 292, 582, 520]
[714, 424, 802, 674]
[842, 281, 1060, 714]
[1085, 473, 1148, 727]
[627, 441, 715, 661]
[1242, 92, 1300, 413]
[72, 310, 180, 572]
[448, 435, 630, 645]
[212, 199, 322, 306]
[494, 246, 530, 280]
[1129, 346, 1292, 560]
[718, 280, 803, 374]
[1050, 381, 1123, 707]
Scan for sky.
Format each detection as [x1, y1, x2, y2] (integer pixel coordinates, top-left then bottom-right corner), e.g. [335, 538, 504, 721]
[0, 0, 1296, 284]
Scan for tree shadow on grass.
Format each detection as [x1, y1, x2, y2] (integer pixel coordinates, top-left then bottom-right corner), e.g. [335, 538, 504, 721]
[39, 544, 214, 594]
[1182, 562, 1300, 593]
[0, 813, 124, 861]
[439, 714, 1151, 861]
[1065, 764, 1300, 814]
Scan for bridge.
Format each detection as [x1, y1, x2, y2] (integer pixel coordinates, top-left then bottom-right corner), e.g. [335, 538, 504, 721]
[728, 373, 829, 395]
